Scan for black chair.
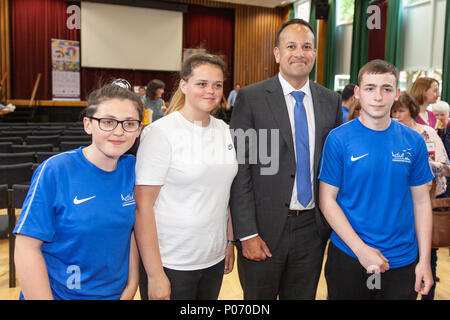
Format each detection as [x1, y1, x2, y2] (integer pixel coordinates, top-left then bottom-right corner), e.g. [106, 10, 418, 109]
[25, 135, 60, 148]
[32, 129, 63, 136]
[1, 130, 33, 139]
[0, 142, 12, 153]
[59, 135, 91, 142]
[10, 126, 39, 130]
[35, 151, 60, 163]
[38, 126, 66, 130]
[11, 144, 53, 153]
[0, 184, 16, 287]
[0, 152, 35, 165]
[0, 136, 23, 145]
[0, 162, 33, 188]
[32, 163, 41, 175]
[60, 141, 90, 151]
[63, 129, 87, 136]
[10, 184, 31, 287]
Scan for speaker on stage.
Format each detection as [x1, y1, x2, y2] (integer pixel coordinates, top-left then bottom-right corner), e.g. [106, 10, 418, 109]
[316, 0, 330, 20]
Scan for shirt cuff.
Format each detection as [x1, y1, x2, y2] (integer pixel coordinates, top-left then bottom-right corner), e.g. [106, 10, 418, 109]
[240, 234, 258, 241]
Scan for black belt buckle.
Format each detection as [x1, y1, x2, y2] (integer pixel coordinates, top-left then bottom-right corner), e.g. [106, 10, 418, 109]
[288, 209, 302, 216]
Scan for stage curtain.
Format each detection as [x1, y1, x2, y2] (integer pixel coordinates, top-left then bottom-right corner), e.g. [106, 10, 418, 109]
[11, 0, 235, 101]
[309, 0, 317, 81]
[442, 0, 450, 102]
[385, 0, 403, 71]
[182, 5, 234, 96]
[323, 0, 337, 90]
[10, 0, 78, 100]
[349, 0, 370, 85]
[367, 1, 387, 61]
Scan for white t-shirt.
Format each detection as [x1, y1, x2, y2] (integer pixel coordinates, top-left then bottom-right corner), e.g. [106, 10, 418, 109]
[135, 111, 238, 270]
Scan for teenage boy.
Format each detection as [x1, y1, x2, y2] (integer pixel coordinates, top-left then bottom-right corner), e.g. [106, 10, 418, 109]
[318, 59, 434, 300]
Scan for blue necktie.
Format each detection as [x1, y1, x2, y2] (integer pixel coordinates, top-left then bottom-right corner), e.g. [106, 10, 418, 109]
[291, 91, 312, 207]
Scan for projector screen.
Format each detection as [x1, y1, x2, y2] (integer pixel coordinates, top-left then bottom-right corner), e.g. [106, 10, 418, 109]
[81, 2, 183, 71]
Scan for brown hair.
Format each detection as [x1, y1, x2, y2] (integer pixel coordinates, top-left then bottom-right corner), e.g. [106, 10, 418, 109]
[146, 79, 165, 100]
[82, 83, 144, 120]
[391, 91, 420, 119]
[346, 99, 361, 121]
[166, 53, 227, 115]
[410, 77, 439, 106]
[358, 59, 399, 86]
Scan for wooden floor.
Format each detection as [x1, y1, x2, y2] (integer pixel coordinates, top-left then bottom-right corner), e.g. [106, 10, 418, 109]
[1, 238, 449, 300]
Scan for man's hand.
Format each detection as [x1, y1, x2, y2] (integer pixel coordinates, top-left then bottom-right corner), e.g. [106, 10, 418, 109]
[414, 260, 434, 295]
[355, 244, 390, 273]
[241, 236, 272, 261]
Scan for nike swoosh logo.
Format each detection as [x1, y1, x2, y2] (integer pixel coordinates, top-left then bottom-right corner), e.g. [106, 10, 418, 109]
[351, 154, 369, 162]
[73, 195, 96, 205]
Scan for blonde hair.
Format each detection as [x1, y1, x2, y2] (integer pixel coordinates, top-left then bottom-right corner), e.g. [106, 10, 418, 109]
[431, 100, 450, 114]
[166, 53, 227, 115]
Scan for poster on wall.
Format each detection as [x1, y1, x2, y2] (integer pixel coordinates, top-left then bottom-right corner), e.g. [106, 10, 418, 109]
[183, 48, 206, 63]
[51, 39, 80, 100]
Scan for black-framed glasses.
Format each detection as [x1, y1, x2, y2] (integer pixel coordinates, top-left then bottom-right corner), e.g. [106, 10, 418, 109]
[88, 117, 141, 132]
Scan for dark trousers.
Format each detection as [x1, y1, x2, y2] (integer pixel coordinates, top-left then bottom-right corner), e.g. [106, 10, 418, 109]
[325, 241, 418, 300]
[236, 210, 326, 300]
[139, 258, 225, 300]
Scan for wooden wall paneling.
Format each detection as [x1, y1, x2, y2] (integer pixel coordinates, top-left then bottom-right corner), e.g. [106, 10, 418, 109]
[0, 0, 11, 100]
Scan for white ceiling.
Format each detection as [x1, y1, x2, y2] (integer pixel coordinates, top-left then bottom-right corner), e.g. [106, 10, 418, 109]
[210, 0, 296, 8]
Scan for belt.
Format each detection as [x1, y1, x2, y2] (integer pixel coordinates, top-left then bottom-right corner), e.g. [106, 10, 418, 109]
[288, 209, 314, 216]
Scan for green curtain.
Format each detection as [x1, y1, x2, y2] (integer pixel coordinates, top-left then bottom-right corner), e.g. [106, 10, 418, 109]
[289, 4, 295, 20]
[442, 0, 450, 102]
[349, 0, 370, 85]
[310, 0, 317, 81]
[385, 0, 403, 71]
[323, 0, 337, 90]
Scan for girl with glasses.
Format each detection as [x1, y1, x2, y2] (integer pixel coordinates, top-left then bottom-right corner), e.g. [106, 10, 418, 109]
[14, 82, 143, 299]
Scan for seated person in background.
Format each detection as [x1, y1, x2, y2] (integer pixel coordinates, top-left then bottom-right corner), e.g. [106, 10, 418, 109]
[431, 100, 450, 156]
[143, 79, 166, 123]
[13, 82, 143, 300]
[341, 83, 356, 123]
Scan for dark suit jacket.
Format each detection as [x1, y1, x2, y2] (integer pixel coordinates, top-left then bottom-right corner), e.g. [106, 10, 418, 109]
[229, 75, 342, 251]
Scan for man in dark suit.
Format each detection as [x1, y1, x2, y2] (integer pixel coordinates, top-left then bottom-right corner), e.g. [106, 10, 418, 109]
[229, 18, 342, 300]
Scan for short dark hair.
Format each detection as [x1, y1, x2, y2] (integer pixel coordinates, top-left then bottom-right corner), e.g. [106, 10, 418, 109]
[391, 91, 420, 119]
[341, 83, 356, 101]
[358, 59, 399, 86]
[276, 18, 315, 47]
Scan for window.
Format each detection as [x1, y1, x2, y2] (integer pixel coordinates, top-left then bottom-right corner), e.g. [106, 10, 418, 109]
[293, 0, 311, 22]
[403, 0, 430, 7]
[337, 0, 355, 25]
[399, 69, 442, 92]
[334, 74, 350, 91]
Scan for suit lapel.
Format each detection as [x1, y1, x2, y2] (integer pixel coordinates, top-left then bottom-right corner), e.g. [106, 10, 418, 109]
[264, 76, 295, 157]
[310, 81, 326, 176]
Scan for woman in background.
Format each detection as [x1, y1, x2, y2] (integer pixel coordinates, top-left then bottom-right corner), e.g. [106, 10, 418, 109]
[143, 79, 166, 123]
[410, 77, 441, 128]
[391, 91, 449, 301]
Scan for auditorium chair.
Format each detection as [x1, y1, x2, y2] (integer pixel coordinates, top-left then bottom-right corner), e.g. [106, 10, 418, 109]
[9, 184, 31, 287]
[0, 152, 35, 165]
[0, 162, 33, 188]
[35, 151, 60, 163]
[0, 136, 23, 145]
[0, 142, 12, 153]
[59, 135, 91, 142]
[59, 141, 90, 151]
[0, 130, 33, 139]
[11, 144, 53, 153]
[25, 135, 60, 148]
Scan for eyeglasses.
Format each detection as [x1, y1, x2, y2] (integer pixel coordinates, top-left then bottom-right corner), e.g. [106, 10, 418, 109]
[88, 117, 141, 132]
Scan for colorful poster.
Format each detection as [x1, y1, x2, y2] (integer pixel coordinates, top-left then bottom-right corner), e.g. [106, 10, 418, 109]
[51, 39, 80, 100]
[183, 48, 206, 63]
